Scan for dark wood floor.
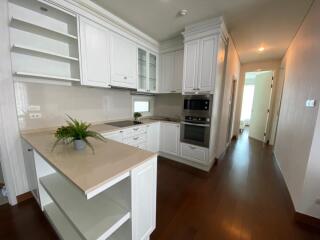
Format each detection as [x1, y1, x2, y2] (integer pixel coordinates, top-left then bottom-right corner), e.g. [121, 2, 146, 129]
[1, 131, 320, 239]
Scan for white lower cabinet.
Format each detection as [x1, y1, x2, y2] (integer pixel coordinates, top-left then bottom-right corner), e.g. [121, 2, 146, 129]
[146, 122, 160, 152]
[159, 122, 180, 156]
[131, 157, 157, 240]
[180, 142, 209, 165]
[102, 130, 124, 143]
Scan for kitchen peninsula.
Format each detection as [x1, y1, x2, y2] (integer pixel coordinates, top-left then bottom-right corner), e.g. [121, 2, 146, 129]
[22, 126, 157, 240]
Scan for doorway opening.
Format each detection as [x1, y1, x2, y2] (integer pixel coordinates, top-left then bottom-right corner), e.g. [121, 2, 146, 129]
[0, 162, 8, 206]
[240, 71, 274, 143]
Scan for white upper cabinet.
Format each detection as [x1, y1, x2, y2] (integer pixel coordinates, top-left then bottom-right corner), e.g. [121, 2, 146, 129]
[79, 17, 111, 88]
[160, 50, 183, 93]
[138, 48, 159, 93]
[182, 17, 227, 94]
[198, 35, 218, 92]
[110, 33, 138, 89]
[173, 50, 184, 92]
[160, 52, 174, 93]
[183, 40, 199, 92]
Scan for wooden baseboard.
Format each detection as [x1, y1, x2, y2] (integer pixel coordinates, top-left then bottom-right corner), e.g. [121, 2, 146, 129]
[295, 212, 320, 230]
[17, 191, 33, 203]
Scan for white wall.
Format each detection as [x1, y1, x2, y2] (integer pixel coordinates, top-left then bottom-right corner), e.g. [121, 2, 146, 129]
[274, 0, 320, 218]
[15, 82, 155, 130]
[216, 38, 240, 158]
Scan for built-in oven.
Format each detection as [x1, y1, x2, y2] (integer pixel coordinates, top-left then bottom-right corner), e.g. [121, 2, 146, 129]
[180, 116, 211, 147]
[180, 95, 212, 148]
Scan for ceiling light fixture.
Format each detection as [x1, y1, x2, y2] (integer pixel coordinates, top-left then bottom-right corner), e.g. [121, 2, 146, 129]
[178, 9, 188, 17]
[258, 47, 265, 52]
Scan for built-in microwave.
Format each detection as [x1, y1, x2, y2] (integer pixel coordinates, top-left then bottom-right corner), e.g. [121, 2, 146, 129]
[183, 95, 212, 117]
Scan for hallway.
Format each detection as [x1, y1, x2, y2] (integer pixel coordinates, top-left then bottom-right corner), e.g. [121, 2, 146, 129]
[1, 132, 320, 239]
[151, 132, 320, 239]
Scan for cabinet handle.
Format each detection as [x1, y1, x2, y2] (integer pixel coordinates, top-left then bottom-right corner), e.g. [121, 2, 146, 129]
[189, 146, 196, 150]
[124, 76, 127, 79]
[120, 131, 123, 133]
[171, 90, 176, 93]
[133, 137, 139, 140]
[27, 148, 33, 152]
[133, 128, 139, 131]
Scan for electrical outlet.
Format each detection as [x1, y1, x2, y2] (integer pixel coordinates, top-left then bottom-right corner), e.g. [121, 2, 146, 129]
[28, 105, 41, 111]
[29, 113, 42, 119]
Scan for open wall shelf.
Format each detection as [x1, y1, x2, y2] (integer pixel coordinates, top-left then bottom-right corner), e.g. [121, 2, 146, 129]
[12, 44, 79, 61]
[8, 0, 80, 84]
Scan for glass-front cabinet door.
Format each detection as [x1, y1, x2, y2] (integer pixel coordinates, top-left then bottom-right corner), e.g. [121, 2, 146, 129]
[138, 48, 147, 91]
[138, 48, 158, 93]
[148, 53, 157, 92]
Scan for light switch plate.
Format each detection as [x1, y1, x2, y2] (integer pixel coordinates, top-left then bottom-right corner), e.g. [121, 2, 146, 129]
[305, 99, 316, 108]
[28, 105, 41, 111]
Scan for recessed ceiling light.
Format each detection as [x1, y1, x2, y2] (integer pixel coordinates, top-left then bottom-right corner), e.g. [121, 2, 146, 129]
[178, 9, 188, 17]
[258, 47, 265, 52]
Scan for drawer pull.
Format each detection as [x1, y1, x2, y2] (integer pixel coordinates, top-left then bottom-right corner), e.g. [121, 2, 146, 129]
[133, 137, 139, 140]
[189, 146, 196, 150]
[133, 128, 139, 131]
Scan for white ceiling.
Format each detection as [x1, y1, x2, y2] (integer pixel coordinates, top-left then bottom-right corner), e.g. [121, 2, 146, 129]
[92, 0, 313, 63]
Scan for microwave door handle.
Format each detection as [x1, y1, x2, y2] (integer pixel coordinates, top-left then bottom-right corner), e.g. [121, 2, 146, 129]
[181, 121, 210, 127]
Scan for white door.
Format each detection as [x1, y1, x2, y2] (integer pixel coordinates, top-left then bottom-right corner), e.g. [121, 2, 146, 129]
[249, 71, 273, 142]
[160, 123, 180, 155]
[160, 52, 174, 93]
[110, 33, 137, 88]
[173, 50, 183, 92]
[146, 123, 160, 152]
[183, 40, 199, 92]
[79, 17, 110, 88]
[131, 157, 157, 240]
[197, 35, 217, 92]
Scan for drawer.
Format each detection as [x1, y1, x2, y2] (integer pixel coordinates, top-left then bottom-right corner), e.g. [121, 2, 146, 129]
[180, 143, 209, 165]
[123, 125, 147, 138]
[102, 130, 123, 143]
[123, 133, 147, 145]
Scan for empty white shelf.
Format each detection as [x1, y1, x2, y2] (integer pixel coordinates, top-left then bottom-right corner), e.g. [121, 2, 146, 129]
[12, 44, 79, 61]
[11, 16, 78, 40]
[44, 203, 82, 240]
[15, 72, 80, 82]
[40, 173, 130, 240]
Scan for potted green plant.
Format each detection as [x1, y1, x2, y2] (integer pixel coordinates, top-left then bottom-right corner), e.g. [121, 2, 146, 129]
[52, 115, 105, 153]
[133, 112, 142, 124]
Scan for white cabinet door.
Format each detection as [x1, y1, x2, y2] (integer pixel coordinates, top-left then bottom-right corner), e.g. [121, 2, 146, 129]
[183, 40, 199, 92]
[148, 52, 158, 93]
[173, 50, 183, 92]
[110, 33, 137, 89]
[21, 140, 40, 203]
[198, 35, 217, 92]
[160, 122, 180, 156]
[131, 157, 157, 240]
[180, 143, 209, 165]
[146, 123, 160, 152]
[160, 52, 174, 93]
[79, 17, 111, 88]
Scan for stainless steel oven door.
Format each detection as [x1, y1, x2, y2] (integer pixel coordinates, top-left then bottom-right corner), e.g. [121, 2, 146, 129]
[180, 121, 210, 148]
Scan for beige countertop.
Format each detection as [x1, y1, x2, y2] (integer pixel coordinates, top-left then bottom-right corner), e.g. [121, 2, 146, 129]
[22, 130, 157, 196]
[21, 116, 179, 196]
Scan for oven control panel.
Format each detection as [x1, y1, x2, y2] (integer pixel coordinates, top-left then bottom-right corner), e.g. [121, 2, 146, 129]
[184, 116, 210, 123]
